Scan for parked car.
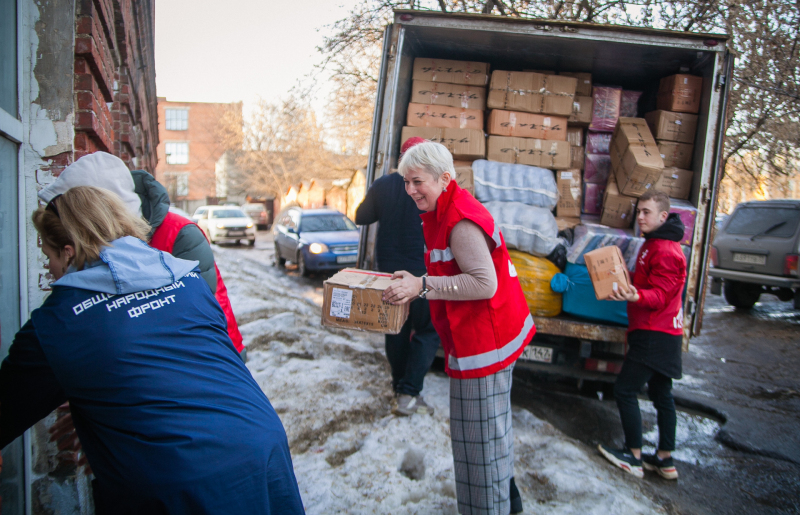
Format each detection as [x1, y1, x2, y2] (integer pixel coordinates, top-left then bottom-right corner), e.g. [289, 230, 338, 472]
[709, 199, 800, 309]
[272, 207, 359, 276]
[242, 203, 269, 230]
[192, 205, 256, 246]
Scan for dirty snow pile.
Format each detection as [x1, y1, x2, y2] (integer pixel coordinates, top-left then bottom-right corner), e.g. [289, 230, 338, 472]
[214, 245, 661, 514]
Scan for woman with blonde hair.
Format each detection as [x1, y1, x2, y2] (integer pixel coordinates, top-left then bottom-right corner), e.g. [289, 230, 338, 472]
[0, 186, 304, 515]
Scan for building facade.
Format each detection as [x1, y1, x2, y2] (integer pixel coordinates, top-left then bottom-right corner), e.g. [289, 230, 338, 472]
[0, 0, 159, 512]
[155, 98, 242, 214]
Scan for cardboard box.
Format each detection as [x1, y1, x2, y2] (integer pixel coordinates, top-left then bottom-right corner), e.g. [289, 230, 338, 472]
[486, 136, 571, 169]
[568, 95, 593, 125]
[567, 127, 584, 147]
[584, 246, 631, 300]
[660, 167, 693, 200]
[412, 58, 490, 86]
[657, 74, 703, 114]
[322, 269, 409, 334]
[487, 71, 577, 116]
[556, 216, 582, 231]
[657, 140, 694, 169]
[453, 160, 475, 195]
[571, 145, 585, 170]
[610, 118, 664, 197]
[556, 170, 582, 218]
[523, 69, 556, 75]
[601, 174, 637, 229]
[400, 126, 486, 160]
[644, 110, 698, 144]
[487, 110, 568, 141]
[559, 72, 592, 96]
[410, 80, 487, 110]
[407, 103, 484, 130]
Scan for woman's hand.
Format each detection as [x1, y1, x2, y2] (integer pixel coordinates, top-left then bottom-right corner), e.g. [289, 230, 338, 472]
[607, 284, 639, 302]
[382, 271, 423, 305]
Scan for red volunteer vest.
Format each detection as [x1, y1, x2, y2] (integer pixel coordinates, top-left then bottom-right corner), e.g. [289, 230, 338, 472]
[150, 212, 244, 352]
[422, 183, 535, 379]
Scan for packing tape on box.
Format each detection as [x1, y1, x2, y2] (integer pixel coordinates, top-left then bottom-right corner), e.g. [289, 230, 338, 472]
[509, 112, 517, 128]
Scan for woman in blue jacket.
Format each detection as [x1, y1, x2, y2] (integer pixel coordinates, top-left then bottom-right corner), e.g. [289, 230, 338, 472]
[0, 186, 304, 515]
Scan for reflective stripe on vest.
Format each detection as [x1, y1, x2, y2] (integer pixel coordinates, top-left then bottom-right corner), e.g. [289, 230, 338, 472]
[429, 225, 503, 264]
[448, 313, 534, 372]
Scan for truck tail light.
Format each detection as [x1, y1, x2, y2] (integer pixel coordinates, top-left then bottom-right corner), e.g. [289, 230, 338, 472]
[709, 246, 718, 267]
[784, 254, 799, 276]
[584, 358, 623, 374]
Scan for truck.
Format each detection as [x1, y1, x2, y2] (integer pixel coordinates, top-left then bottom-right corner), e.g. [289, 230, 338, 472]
[357, 10, 733, 385]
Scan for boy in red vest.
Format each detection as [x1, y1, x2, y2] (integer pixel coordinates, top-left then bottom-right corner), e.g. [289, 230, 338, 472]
[598, 190, 687, 480]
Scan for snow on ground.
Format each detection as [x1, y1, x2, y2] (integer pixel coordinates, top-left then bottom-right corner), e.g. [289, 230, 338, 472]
[214, 244, 662, 514]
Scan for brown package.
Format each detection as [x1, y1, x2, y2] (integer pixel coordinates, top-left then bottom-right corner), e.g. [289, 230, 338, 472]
[568, 95, 593, 125]
[412, 58, 490, 86]
[584, 246, 631, 301]
[555, 217, 582, 231]
[644, 110, 698, 144]
[453, 160, 475, 195]
[567, 126, 584, 147]
[571, 145, 585, 170]
[556, 170, 582, 218]
[487, 71, 577, 116]
[400, 126, 486, 160]
[660, 167, 693, 200]
[657, 74, 703, 114]
[487, 110, 568, 141]
[487, 136, 571, 169]
[657, 140, 694, 169]
[610, 118, 664, 197]
[407, 103, 484, 130]
[559, 72, 593, 96]
[322, 269, 409, 334]
[410, 80, 487, 110]
[600, 174, 637, 229]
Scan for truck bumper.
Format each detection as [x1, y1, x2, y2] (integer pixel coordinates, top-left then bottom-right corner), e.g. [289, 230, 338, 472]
[708, 268, 800, 289]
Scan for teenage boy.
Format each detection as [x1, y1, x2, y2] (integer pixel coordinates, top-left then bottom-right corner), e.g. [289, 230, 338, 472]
[598, 190, 687, 480]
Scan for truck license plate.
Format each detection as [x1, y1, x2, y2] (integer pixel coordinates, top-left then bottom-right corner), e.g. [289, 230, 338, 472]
[521, 345, 553, 363]
[733, 253, 766, 265]
[336, 255, 358, 264]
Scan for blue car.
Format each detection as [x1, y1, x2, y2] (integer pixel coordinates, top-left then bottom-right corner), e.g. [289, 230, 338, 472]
[272, 207, 359, 276]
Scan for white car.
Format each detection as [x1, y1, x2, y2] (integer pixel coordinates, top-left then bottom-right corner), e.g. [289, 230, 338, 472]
[192, 206, 256, 246]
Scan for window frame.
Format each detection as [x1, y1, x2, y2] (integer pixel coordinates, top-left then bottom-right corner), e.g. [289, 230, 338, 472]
[164, 141, 190, 165]
[164, 107, 189, 131]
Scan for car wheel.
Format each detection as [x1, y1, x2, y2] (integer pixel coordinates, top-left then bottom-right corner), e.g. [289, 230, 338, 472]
[247, 238, 256, 247]
[794, 289, 800, 310]
[723, 280, 761, 309]
[274, 243, 286, 267]
[297, 252, 309, 277]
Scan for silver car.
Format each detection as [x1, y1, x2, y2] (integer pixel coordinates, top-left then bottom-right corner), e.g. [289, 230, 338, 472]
[709, 199, 800, 309]
[192, 206, 256, 246]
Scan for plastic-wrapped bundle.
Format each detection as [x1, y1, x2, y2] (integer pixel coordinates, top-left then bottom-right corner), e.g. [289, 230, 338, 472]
[584, 154, 611, 184]
[508, 250, 562, 317]
[551, 263, 628, 325]
[582, 183, 605, 215]
[566, 222, 645, 271]
[620, 90, 643, 117]
[588, 86, 622, 132]
[586, 132, 612, 154]
[483, 201, 563, 257]
[473, 159, 559, 210]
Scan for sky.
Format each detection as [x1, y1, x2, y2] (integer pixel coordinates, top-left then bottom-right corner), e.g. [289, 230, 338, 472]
[154, 0, 362, 110]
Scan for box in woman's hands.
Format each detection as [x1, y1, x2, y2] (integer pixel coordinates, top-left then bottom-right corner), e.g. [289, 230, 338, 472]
[322, 269, 409, 334]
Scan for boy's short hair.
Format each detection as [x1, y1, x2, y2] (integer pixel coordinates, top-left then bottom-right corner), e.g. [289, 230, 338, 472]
[639, 190, 671, 214]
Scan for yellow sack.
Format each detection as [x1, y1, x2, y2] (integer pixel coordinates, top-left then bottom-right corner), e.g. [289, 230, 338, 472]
[509, 250, 562, 317]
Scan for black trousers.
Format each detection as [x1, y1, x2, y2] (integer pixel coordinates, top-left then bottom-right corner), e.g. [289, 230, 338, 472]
[384, 297, 440, 396]
[614, 358, 677, 451]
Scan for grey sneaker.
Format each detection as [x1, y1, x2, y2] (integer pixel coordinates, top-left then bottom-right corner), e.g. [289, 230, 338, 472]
[393, 395, 434, 416]
[598, 444, 644, 479]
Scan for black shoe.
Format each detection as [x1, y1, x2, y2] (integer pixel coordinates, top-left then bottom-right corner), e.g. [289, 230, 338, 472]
[510, 476, 523, 514]
[597, 444, 644, 479]
[642, 453, 679, 479]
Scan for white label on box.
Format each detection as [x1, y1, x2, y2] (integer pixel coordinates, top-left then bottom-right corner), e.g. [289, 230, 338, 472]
[645, 183, 652, 189]
[561, 171, 573, 179]
[330, 288, 353, 319]
[675, 120, 683, 125]
[612, 282, 619, 291]
[621, 213, 627, 219]
[672, 174, 680, 179]
[684, 78, 688, 84]
[660, 154, 666, 159]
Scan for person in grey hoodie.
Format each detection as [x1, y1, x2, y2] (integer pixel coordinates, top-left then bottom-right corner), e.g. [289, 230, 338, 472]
[0, 186, 303, 514]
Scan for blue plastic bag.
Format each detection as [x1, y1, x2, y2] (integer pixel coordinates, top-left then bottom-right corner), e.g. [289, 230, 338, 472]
[551, 263, 628, 326]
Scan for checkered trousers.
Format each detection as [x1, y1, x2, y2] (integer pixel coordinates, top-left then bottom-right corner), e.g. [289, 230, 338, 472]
[449, 363, 515, 515]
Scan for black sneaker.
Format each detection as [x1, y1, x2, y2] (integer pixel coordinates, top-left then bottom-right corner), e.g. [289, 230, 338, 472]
[597, 444, 644, 479]
[510, 476, 523, 514]
[642, 453, 679, 480]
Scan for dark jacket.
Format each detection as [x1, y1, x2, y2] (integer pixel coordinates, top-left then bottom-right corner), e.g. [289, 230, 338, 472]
[131, 170, 217, 293]
[0, 238, 303, 514]
[355, 172, 426, 275]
